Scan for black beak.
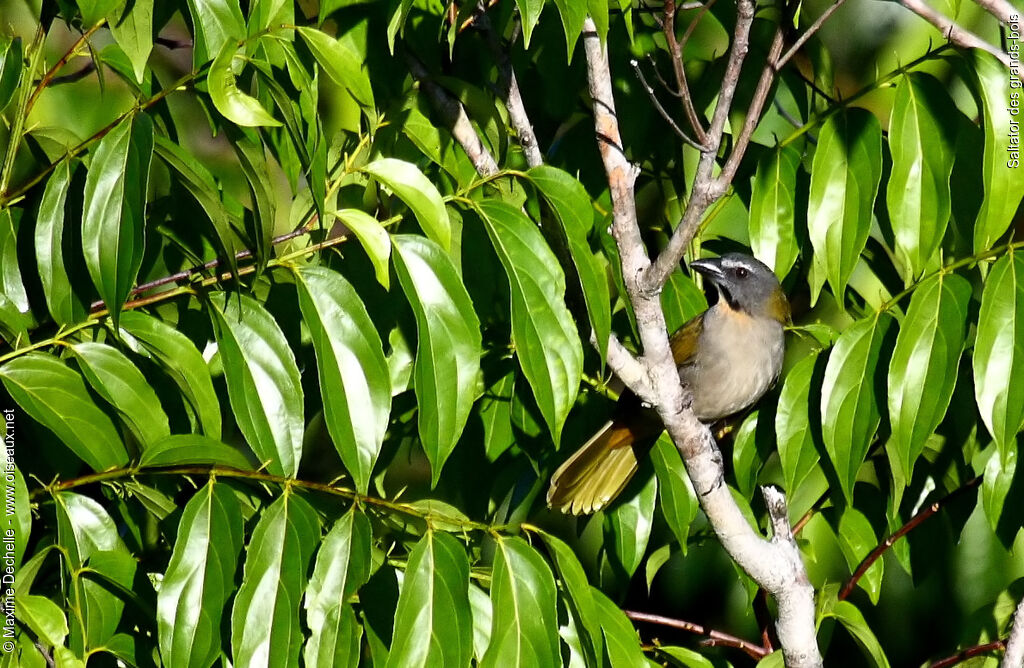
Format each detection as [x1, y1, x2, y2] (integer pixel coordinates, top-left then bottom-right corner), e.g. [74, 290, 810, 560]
[689, 258, 725, 284]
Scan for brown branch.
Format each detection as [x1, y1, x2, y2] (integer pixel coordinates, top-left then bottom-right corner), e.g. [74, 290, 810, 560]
[838, 476, 981, 601]
[25, 19, 106, 115]
[776, 0, 851, 69]
[898, 0, 1011, 67]
[930, 641, 1005, 667]
[631, 59, 705, 149]
[663, 0, 710, 145]
[626, 610, 770, 660]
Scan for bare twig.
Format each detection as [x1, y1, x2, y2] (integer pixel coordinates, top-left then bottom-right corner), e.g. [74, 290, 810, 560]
[664, 0, 710, 145]
[406, 54, 500, 176]
[631, 59, 705, 149]
[1004, 596, 1024, 668]
[26, 19, 106, 115]
[776, 0, 851, 69]
[898, 0, 1012, 66]
[583, 16, 822, 667]
[627, 610, 770, 660]
[838, 476, 981, 601]
[973, 0, 1019, 26]
[931, 641, 1005, 667]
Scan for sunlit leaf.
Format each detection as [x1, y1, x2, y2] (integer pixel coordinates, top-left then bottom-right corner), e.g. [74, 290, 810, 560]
[297, 26, 374, 107]
[35, 161, 82, 325]
[333, 209, 391, 289]
[837, 507, 882, 604]
[184, 0, 245, 66]
[363, 159, 449, 250]
[605, 471, 656, 577]
[777, 353, 821, 494]
[750, 144, 801, 278]
[209, 41, 280, 127]
[650, 434, 697, 552]
[139, 434, 252, 469]
[537, 531, 603, 666]
[591, 588, 647, 666]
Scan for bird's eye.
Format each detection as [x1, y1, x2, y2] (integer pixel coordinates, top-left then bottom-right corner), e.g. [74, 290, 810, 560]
[734, 266, 749, 279]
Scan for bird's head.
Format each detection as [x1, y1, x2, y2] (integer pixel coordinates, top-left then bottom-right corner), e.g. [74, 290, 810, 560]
[689, 253, 790, 324]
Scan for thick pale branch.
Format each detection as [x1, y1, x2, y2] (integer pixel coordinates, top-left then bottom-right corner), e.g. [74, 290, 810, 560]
[898, 0, 1012, 66]
[1004, 596, 1024, 668]
[973, 0, 1019, 26]
[481, 15, 544, 167]
[583, 16, 822, 667]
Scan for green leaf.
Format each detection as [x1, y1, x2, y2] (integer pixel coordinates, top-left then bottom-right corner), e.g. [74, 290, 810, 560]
[974, 251, 1024, 457]
[650, 434, 697, 551]
[209, 292, 304, 478]
[230, 491, 320, 668]
[108, 0, 153, 83]
[982, 448, 1016, 532]
[661, 270, 707, 334]
[605, 471, 656, 577]
[776, 353, 821, 494]
[551, 0, 586, 60]
[184, 0, 245, 66]
[658, 645, 715, 668]
[587, 0, 609, 45]
[228, 130, 276, 272]
[527, 166, 610, 363]
[837, 507, 882, 604]
[35, 161, 82, 325]
[70, 341, 170, 449]
[827, 601, 891, 668]
[591, 587, 647, 666]
[11, 466, 29, 568]
[749, 144, 801, 278]
[481, 537, 559, 668]
[387, 532, 473, 668]
[732, 411, 761, 499]
[820, 315, 892, 504]
[0, 353, 127, 471]
[363, 159, 450, 251]
[886, 74, 955, 279]
[386, 0, 414, 53]
[117, 311, 222, 438]
[969, 50, 1024, 252]
[209, 41, 280, 127]
[478, 200, 583, 446]
[0, 208, 27, 315]
[304, 510, 372, 668]
[55, 493, 135, 652]
[469, 584, 492, 661]
[82, 112, 154, 325]
[158, 480, 244, 668]
[479, 363, 515, 460]
[296, 26, 374, 107]
[139, 434, 252, 469]
[15, 595, 68, 648]
[0, 37, 22, 114]
[537, 531, 603, 666]
[807, 108, 882, 299]
[391, 235, 482, 486]
[515, 0, 544, 48]
[294, 267, 390, 493]
[333, 209, 391, 289]
[887, 273, 970, 481]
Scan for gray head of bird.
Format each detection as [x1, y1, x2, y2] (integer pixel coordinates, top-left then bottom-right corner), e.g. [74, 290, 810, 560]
[689, 253, 790, 324]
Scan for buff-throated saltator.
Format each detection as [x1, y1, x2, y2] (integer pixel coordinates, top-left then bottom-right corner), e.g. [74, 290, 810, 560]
[547, 253, 790, 515]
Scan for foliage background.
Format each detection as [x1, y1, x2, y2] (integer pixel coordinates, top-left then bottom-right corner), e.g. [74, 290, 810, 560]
[0, 0, 1023, 666]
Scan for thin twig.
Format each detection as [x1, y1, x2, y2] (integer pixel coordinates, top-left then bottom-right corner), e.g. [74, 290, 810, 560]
[776, 0, 851, 69]
[838, 476, 981, 601]
[664, 0, 710, 145]
[631, 59, 704, 149]
[25, 19, 106, 115]
[931, 641, 1005, 667]
[898, 0, 1011, 66]
[627, 611, 770, 660]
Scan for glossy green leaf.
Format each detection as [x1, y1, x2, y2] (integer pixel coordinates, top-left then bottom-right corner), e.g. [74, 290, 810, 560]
[658, 646, 715, 668]
[108, 0, 153, 83]
[55, 493, 136, 652]
[605, 471, 656, 577]
[974, 251, 1024, 457]
[662, 270, 707, 334]
[386, 0, 414, 53]
[117, 311, 222, 438]
[228, 130, 275, 271]
[527, 165, 610, 363]
[294, 267, 390, 493]
[732, 411, 761, 499]
[304, 510, 372, 668]
[0, 293, 28, 347]
[820, 315, 892, 504]
[777, 353, 821, 494]
[364, 159, 450, 251]
[0, 37, 21, 113]
[481, 536, 559, 668]
[209, 292, 304, 478]
[35, 161, 81, 325]
[139, 434, 251, 469]
[334, 209, 391, 289]
[515, 0, 544, 48]
[749, 144, 801, 278]
[478, 200, 583, 446]
[888, 273, 970, 480]
[982, 448, 1016, 532]
[81, 112, 153, 325]
[650, 434, 697, 551]
[827, 601, 891, 668]
[551, 0, 586, 60]
[296, 26, 374, 107]
[807, 108, 882, 299]
[886, 74, 955, 279]
[0, 208, 27, 315]
[591, 587, 647, 666]
[837, 507, 882, 604]
[11, 466, 29, 569]
[231, 492, 320, 668]
[969, 50, 1024, 252]
[184, 0, 245, 66]
[391, 235, 482, 486]
[387, 532, 473, 668]
[15, 595, 67, 648]
[0, 353, 127, 471]
[537, 531, 603, 666]
[71, 341, 170, 449]
[479, 364, 515, 460]
[158, 481, 244, 668]
[209, 41, 280, 127]
[469, 583, 492, 661]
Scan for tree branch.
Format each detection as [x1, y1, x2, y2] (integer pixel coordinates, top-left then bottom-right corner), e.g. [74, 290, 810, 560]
[898, 0, 1012, 67]
[776, 0, 851, 70]
[663, 0, 711, 145]
[1002, 595, 1024, 667]
[631, 59, 705, 149]
[972, 0, 1019, 26]
[931, 641, 1005, 667]
[583, 16, 822, 667]
[626, 610, 770, 659]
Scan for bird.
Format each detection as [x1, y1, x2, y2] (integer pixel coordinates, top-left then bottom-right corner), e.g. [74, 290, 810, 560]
[547, 253, 790, 515]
